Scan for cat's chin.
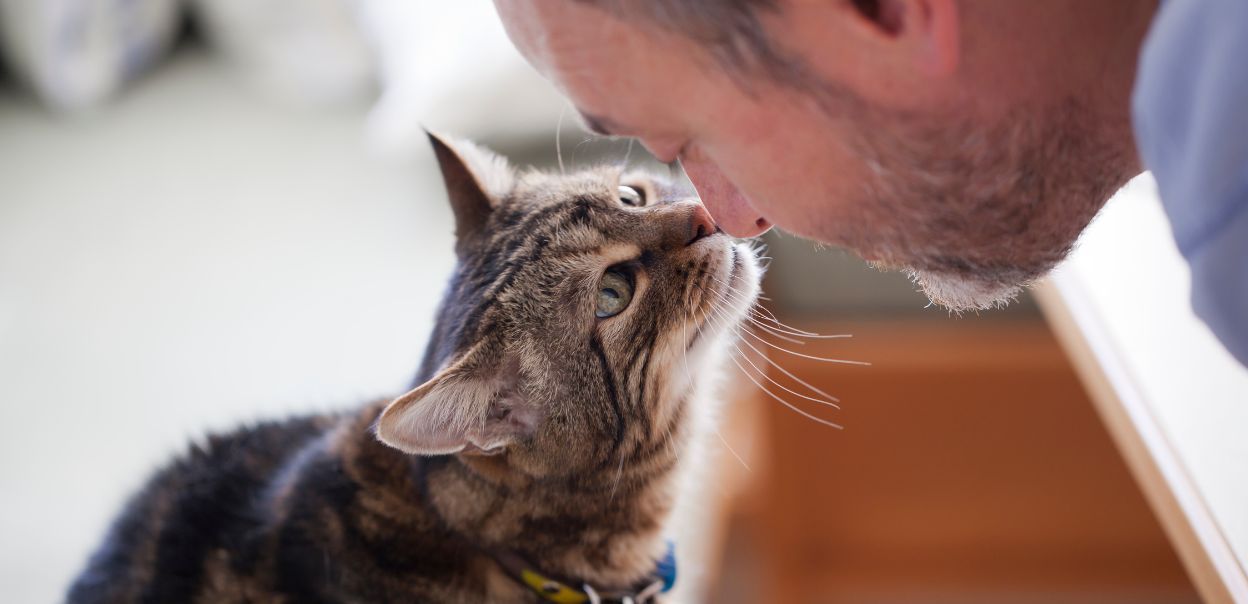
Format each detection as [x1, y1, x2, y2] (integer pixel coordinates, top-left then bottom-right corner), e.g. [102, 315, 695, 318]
[689, 239, 761, 351]
[719, 241, 762, 320]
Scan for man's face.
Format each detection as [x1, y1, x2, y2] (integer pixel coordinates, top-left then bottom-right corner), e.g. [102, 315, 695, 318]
[494, 1, 1141, 311]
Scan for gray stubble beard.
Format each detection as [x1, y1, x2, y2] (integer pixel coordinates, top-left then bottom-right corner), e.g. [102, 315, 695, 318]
[830, 94, 1139, 312]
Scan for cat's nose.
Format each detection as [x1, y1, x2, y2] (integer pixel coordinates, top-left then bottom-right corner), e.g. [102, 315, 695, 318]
[686, 203, 719, 246]
[657, 201, 719, 249]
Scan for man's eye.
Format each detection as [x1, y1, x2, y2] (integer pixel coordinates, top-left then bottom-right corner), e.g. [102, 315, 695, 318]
[618, 185, 645, 207]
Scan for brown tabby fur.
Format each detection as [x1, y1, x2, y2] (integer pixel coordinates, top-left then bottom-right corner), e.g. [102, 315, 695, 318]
[66, 134, 761, 603]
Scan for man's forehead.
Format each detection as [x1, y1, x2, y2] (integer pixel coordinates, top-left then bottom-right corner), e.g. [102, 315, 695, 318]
[496, 0, 718, 148]
[496, 2, 627, 73]
[496, 1, 688, 96]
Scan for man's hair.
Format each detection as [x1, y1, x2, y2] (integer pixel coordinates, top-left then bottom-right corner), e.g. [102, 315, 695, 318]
[573, 0, 886, 98]
[574, 0, 797, 82]
[574, 0, 863, 117]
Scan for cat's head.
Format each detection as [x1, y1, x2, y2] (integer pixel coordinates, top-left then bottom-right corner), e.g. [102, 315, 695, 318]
[375, 133, 760, 479]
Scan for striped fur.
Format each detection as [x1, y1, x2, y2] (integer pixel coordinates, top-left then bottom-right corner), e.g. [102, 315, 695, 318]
[67, 134, 760, 603]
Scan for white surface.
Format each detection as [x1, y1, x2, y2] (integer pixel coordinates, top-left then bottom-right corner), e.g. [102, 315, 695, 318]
[190, 0, 376, 106]
[0, 0, 181, 109]
[360, 0, 570, 154]
[0, 50, 456, 603]
[1048, 175, 1248, 596]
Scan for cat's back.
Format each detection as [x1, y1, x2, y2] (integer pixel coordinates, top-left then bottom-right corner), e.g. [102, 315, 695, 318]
[66, 413, 337, 604]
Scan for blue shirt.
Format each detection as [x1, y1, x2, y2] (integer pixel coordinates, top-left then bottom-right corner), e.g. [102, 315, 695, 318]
[1133, 0, 1248, 367]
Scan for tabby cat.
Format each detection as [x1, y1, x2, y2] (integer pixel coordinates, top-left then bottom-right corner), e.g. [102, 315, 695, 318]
[67, 133, 761, 603]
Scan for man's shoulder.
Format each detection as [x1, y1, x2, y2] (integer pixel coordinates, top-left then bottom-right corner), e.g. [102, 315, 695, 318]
[1132, 0, 1248, 366]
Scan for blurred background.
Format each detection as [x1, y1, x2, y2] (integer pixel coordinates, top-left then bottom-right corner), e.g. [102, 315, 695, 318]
[0, 2, 1197, 603]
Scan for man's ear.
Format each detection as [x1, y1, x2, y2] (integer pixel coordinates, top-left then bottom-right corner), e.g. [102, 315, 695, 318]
[375, 354, 540, 456]
[426, 131, 515, 251]
[848, 0, 959, 76]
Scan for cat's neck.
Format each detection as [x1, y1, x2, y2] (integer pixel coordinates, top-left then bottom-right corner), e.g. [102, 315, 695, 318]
[418, 439, 682, 590]
[333, 398, 688, 591]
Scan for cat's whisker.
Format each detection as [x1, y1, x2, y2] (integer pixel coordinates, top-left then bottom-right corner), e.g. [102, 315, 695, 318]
[683, 299, 754, 473]
[701, 271, 770, 311]
[759, 323, 853, 340]
[745, 239, 769, 258]
[730, 343, 841, 410]
[750, 323, 806, 346]
[733, 330, 843, 405]
[714, 429, 751, 473]
[726, 352, 843, 430]
[717, 291, 816, 339]
[751, 311, 820, 338]
[739, 327, 872, 366]
[743, 313, 849, 340]
[709, 285, 828, 340]
[702, 301, 842, 408]
[622, 138, 635, 169]
[555, 105, 568, 175]
[573, 136, 595, 164]
[697, 278, 863, 361]
[698, 276, 785, 328]
[691, 279, 846, 406]
[697, 276, 852, 341]
[705, 305, 809, 346]
[734, 312, 848, 343]
[688, 278, 772, 338]
[608, 454, 625, 503]
[705, 273, 821, 336]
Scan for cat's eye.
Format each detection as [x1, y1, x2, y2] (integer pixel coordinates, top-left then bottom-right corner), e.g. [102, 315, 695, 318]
[618, 185, 645, 207]
[595, 270, 634, 319]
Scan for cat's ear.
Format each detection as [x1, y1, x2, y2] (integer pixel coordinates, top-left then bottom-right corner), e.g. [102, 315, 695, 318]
[426, 131, 514, 246]
[375, 354, 539, 456]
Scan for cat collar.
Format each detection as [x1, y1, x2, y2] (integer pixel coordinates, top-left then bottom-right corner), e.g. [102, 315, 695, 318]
[491, 540, 676, 604]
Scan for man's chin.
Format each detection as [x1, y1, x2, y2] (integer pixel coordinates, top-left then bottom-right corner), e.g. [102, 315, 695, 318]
[905, 268, 1027, 313]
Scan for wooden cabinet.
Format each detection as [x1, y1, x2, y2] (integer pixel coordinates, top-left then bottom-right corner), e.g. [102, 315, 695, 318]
[706, 320, 1197, 603]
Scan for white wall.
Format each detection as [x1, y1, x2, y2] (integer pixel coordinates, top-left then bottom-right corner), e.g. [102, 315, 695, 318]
[0, 50, 456, 602]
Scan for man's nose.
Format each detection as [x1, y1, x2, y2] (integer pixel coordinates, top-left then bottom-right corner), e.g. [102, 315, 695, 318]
[679, 155, 771, 238]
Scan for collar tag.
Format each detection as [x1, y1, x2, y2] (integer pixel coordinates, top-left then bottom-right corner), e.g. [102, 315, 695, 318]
[655, 541, 677, 592]
[506, 540, 677, 603]
[519, 569, 589, 603]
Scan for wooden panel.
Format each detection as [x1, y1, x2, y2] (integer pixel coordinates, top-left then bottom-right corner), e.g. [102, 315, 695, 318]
[709, 320, 1197, 604]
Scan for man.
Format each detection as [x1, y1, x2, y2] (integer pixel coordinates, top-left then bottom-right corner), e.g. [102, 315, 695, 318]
[493, 0, 1247, 366]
